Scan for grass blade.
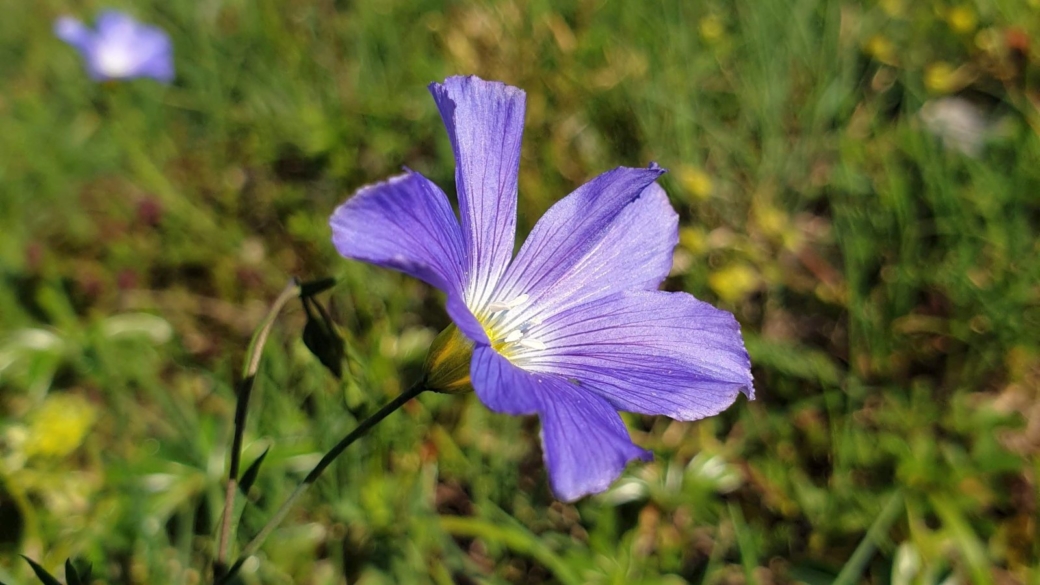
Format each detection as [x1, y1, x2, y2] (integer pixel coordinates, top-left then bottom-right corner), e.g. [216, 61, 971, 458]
[20, 556, 61, 585]
[833, 491, 904, 585]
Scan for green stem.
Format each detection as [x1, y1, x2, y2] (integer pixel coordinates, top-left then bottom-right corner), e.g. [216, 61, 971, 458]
[215, 280, 301, 573]
[218, 381, 427, 584]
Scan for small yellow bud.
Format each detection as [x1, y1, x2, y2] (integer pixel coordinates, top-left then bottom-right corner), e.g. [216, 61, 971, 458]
[422, 324, 474, 394]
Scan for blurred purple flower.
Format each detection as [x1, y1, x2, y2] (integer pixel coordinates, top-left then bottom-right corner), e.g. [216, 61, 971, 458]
[330, 76, 753, 501]
[54, 10, 173, 82]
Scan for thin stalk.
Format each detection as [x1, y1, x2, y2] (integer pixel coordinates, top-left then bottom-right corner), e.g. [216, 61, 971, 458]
[215, 280, 301, 573]
[218, 381, 427, 584]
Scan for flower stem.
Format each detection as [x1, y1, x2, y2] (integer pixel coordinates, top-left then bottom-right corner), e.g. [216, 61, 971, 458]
[217, 380, 427, 584]
[215, 279, 301, 572]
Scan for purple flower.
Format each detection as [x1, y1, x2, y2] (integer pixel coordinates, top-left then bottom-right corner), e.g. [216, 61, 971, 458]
[331, 76, 754, 501]
[54, 11, 173, 83]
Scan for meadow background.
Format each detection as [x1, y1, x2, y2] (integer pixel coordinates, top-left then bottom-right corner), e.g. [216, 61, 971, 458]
[2, 0, 1039, 583]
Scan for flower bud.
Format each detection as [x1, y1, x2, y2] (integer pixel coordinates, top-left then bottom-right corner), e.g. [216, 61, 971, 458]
[422, 324, 474, 394]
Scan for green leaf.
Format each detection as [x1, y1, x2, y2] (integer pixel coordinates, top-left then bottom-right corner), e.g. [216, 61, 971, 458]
[20, 556, 61, 585]
[238, 447, 270, 496]
[64, 559, 91, 585]
[64, 559, 79, 585]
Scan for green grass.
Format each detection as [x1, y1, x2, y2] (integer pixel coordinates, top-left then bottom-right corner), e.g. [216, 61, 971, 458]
[2, 0, 1039, 583]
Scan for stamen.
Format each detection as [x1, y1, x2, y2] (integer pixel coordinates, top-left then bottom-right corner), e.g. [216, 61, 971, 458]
[479, 292, 546, 360]
[519, 338, 546, 351]
[485, 293, 530, 313]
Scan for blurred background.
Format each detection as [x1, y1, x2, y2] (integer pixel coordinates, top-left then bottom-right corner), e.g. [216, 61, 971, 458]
[1, 0, 1038, 583]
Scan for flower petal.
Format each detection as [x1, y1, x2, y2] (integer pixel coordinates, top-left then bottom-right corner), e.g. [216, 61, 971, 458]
[491, 173, 674, 327]
[77, 11, 174, 82]
[330, 170, 490, 344]
[330, 170, 466, 299]
[470, 344, 539, 414]
[54, 17, 93, 53]
[471, 345, 651, 501]
[129, 28, 174, 82]
[536, 377, 652, 501]
[429, 76, 526, 309]
[446, 295, 489, 345]
[520, 290, 754, 421]
[95, 10, 139, 37]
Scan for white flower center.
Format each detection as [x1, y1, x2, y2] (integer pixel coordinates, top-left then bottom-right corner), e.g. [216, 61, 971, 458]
[479, 294, 547, 360]
[95, 42, 137, 78]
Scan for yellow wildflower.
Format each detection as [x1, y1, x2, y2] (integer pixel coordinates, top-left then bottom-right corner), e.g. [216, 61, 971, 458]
[709, 264, 760, 303]
[677, 165, 714, 200]
[946, 6, 977, 34]
[679, 227, 709, 256]
[865, 35, 897, 65]
[924, 62, 957, 94]
[24, 393, 97, 458]
[880, 0, 905, 17]
[698, 15, 725, 43]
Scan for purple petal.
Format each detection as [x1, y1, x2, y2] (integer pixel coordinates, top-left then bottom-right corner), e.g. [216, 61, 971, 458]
[429, 76, 526, 309]
[536, 377, 652, 501]
[54, 16, 93, 53]
[331, 170, 467, 297]
[446, 294, 489, 345]
[471, 344, 540, 414]
[95, 10, 139, 36]
[87, 11, 173, 82]
[492, 165, 669, 306]
[130, 30, 174, 82]
[471, 345, 650, 501]
[519, 290, 754, 420]
[330, 171, 488, 343]
[491, 177, 676, 326]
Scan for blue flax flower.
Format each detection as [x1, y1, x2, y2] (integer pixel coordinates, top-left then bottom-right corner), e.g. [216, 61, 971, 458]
[55, 10, 173, 83]
[331, 76, 753, 501]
